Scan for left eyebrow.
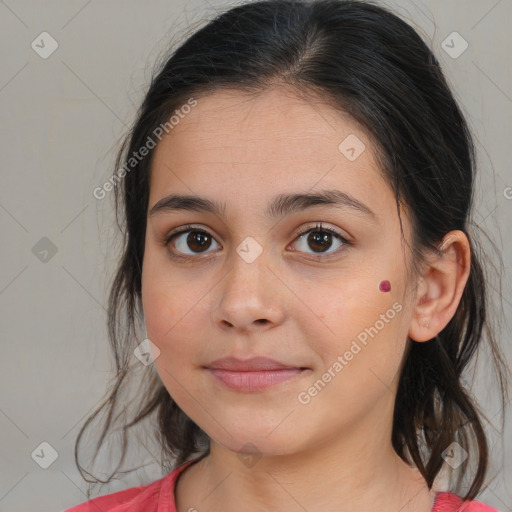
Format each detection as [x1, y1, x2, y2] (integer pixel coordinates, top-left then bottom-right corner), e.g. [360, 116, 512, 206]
[149, 189, 377, 222]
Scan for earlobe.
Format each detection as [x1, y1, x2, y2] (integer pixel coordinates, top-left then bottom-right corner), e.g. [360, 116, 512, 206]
[408, 231, 471, 343]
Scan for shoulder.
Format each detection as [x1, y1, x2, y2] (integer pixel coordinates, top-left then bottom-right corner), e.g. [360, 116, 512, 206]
[61, 464, 186, 512]
[433, 491, 504, 512]
[61, 479, 163, 512]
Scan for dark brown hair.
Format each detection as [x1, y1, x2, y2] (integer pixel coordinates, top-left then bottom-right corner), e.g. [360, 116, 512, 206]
[77, 0, 510, 501]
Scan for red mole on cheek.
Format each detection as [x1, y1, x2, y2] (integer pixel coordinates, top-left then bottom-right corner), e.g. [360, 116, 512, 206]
[379, 280, 391, 292]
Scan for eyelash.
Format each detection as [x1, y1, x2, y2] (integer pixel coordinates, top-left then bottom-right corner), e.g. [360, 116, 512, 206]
[162, 222, 351, 261]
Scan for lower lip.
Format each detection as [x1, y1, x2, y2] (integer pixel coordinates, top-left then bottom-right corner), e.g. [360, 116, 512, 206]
[208, 368, 305, 391]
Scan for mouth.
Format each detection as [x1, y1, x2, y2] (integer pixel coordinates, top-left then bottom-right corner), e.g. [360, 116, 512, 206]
[207, 368, 307, 392]
[204, 357, 309, 392]
[206, 356, 308, 372]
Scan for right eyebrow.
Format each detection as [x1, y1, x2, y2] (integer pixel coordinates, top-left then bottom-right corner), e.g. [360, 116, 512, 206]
[149, 189, 377, 223]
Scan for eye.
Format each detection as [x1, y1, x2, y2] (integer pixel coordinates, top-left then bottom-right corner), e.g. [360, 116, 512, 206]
[163, 222, 351, 260]
[164, 224, 220, 258]
[289, 222, 350, 257]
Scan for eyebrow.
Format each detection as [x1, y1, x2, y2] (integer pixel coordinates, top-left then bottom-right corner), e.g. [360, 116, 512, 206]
[149, 189, 377, 222]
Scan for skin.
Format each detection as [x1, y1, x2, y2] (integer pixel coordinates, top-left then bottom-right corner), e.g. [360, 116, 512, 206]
[141, 85, 471, 512]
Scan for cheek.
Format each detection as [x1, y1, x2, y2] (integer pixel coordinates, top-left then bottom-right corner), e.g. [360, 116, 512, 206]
[303, 271, 408, 377]
[301, 303, 408, 415]
[142, 280, 206, 403]
[141, 266, 211, 370]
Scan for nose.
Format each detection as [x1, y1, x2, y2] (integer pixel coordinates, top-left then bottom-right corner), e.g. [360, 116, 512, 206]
[211, 253, 286, 334]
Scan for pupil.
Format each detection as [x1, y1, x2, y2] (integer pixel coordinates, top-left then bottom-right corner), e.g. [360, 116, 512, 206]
[185, 230, 332, 254]
[309, 231, 331, 252]
[188, 232, 210, 252]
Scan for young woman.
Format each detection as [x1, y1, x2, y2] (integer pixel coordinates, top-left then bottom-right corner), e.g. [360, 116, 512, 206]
[65, 1, 510, 511]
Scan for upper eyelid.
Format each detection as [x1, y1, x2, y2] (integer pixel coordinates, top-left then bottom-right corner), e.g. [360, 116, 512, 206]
[164, 223, 351, 261]
[165, 223, 350, 251]
[166, 222, 348, 241]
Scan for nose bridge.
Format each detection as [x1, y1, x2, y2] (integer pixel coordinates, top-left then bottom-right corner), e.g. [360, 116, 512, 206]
[212, 237, 284, 329]
[226, 236, 271, 298]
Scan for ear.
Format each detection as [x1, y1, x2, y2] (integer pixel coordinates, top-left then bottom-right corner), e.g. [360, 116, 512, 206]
[408, 230, 471, 343]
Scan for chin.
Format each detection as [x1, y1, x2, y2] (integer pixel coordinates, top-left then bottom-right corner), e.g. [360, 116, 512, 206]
[211, 429, 300, 459]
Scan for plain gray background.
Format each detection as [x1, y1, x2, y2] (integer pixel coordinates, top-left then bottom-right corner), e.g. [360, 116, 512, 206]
[0, 1, 511, 511]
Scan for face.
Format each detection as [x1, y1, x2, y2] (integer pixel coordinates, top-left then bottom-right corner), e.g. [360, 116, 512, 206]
[141, 86, 418, 458]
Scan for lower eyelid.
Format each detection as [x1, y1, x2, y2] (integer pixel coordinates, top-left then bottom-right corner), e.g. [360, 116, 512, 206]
[291, 230, 348, 254]
[165, 229, 218, 253]
[165, 226, 350, 259]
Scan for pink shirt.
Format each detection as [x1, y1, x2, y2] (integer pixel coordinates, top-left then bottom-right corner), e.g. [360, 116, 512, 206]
[63, 460, 502, 512]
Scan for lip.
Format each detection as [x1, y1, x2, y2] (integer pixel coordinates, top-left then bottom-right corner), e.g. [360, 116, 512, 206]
[208, 368, 306, 391]
[205, 357, 308, 392]
[206, 356, 306, 371]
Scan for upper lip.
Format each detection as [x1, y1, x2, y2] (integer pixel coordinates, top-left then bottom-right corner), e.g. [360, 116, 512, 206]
[206, 357, 305, 371]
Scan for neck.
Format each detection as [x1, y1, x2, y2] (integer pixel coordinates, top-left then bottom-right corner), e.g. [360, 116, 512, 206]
[175, 423, 437, 512]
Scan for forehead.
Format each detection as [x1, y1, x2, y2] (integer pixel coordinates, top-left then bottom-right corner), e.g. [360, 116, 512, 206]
[148, 86, 395, 222]
[156, 86, 369, 158]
